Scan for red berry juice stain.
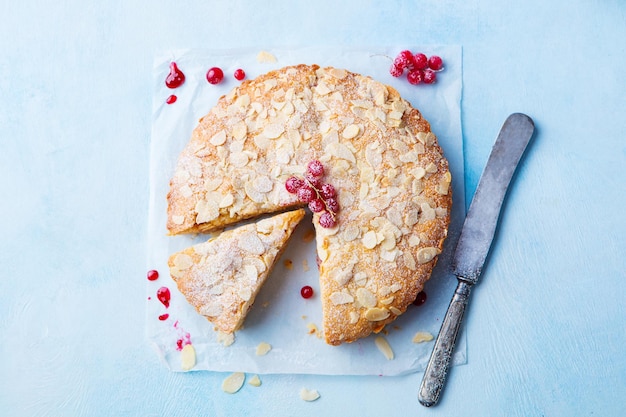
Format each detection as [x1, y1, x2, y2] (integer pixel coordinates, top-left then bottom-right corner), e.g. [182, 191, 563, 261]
[165, 62, 185, 89]
[147, 269, 159, 281]
[158, 314, 169, 321]
[174, 320, 192, 351]
[413, 291, 427, 306]
[166, 94, 177, 104]
[156, 287, 171, 308]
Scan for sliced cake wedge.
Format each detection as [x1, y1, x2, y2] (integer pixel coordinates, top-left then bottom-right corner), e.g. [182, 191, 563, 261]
[168, 209, 305, 334]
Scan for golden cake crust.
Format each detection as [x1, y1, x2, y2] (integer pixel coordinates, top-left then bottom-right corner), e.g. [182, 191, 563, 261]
[167, 65, 452, 345]
[168, 209, 305, 334]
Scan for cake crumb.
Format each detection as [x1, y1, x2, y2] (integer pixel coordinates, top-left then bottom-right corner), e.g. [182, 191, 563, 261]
[217, 331, 235, 347]
[302, 228, 315, 243]
[283, 259, 293, 270]
[302, 259, 310, 272]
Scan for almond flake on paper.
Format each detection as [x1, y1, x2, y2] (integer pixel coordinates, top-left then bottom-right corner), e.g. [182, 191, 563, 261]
[257, 50, 277, 63]
[256, 342, 272, 356]
[412, 331, 434, 343]
[180, 344, 196, 370]
[374, 336, 394, 360]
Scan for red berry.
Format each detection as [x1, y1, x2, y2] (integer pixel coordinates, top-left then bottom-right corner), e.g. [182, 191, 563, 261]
[206, 67, 224, 84]
[297, 185, 315, 203]
[320, 183, 336, 200]
[413, 53, 428, 70]
[309, 198, 325, 213]
[307, 160, 324, 177]
[285, 176, 304, 194]
[305, 171, 322, 188]
[428, 55, 443, 71]
[389, 63, 403, 77]
[407, 70, 423, 85]
[234, 68, 246, 81]
[318, 211, 337, 228]
[166, 95, 177, 105]
[413, 291, 428, 306]
[147, 270, 159, 281]
[394, 50, 415, 70]
[156, 287, 171, 308]
[325, 197, 340, 214]
[422, 69, 437, 84]
[165, 62, 185, 89]
[301, 285, 314, 299]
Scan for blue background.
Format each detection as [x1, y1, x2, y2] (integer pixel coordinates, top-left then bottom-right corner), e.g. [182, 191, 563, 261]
[1, 1, 625, 416]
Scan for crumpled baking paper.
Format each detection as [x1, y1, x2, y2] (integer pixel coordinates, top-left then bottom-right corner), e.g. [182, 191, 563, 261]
[146, 46, 466, 376]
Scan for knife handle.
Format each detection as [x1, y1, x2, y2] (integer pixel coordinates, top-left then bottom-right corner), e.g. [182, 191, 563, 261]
[418, 280, 472, 407]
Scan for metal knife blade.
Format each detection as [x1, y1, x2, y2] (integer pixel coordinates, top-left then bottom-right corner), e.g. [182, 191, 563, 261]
[418, 113, 535, 407]
[452, 113, 535, 283]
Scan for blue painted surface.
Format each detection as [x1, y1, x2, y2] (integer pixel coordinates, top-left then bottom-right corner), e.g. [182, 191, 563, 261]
[1, 1, 625, 416]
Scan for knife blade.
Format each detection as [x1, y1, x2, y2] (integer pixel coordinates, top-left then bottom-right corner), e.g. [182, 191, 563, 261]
[418, 113, 535, 407]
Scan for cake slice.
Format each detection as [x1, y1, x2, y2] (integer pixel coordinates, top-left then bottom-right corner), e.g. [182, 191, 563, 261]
[168, 209, 305, 334]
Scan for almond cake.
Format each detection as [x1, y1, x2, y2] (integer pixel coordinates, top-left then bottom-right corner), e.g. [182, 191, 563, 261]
[167, 64, 452, 345]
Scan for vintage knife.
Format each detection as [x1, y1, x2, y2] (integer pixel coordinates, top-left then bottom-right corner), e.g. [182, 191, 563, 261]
[418, 113, 535, 407]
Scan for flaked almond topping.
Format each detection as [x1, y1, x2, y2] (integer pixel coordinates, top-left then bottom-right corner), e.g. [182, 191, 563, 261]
[218, 193, 234, 208]
[200, 303, 223, 317]
[328, 68, 347, 79]
[263, 123, 285, 139]
[210, 130, 227, 146]
[364, 307, 390, 322]
[412, 331, 435, 343]
[425, 162, 438, 174]
[173, 253, 193, 270]
[389, 306, 402, 316]
[417, 247, 439, 264]
[222, 372, 246, 394]
[342, 224, 360, 242]
[362, 230, 378, 249]
[229, 152, 250, 168]
[342, 124, 360, 139]
[330, 291, 354, 305]
[237, 233, 265, 255]
[238, 287, 252, 302]
[374, 336, 394, 360]
[172, 215, 185, 225]
[380, 296, 395, 305]
[403, 251, 417, 271]
[231, 122, 247, 140]
[195, 199, 219, 224]
[356, 287, 377, 308]
[349, 311, 359, 324]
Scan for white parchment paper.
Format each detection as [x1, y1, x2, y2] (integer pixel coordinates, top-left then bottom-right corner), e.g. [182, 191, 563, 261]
[146, 46, 466, 375]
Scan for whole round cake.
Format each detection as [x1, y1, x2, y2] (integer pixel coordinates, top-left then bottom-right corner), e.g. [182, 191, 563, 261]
[167, 64, 452, 345]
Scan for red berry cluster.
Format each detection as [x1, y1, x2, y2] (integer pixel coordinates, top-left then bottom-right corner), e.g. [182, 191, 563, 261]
[390, 50, 444, 85]
[206, 66, 246, 84]
[285, 160, 339, 228]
